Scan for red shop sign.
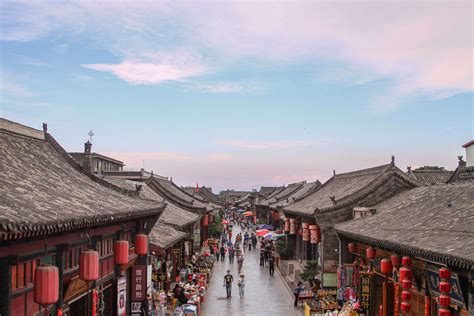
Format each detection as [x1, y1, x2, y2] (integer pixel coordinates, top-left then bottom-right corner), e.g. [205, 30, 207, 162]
[131, 265, 147, 301]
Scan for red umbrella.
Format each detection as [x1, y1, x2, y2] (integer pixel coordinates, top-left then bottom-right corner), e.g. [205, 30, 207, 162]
[256, 229, 270, 237]
[222, 220, 230, 224]
[243, 212, 253, 217]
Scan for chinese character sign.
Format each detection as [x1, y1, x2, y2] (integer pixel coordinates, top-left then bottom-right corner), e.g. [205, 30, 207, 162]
[359, 272, 373, 316]
[131, 265, 147, 302]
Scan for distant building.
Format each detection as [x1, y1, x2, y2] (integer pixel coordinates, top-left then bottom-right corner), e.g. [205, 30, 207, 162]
[69, 150, 125, 173]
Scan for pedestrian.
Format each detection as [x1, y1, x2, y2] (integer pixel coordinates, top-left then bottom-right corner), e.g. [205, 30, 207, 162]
[229, 246, 235, 264]
[223, 270, 234, 298]
[220, 245, 226, 262]
[252, 235, 257, 250]
[237, 253, 244, 274]
[140, 294, 151, 316]
[237, 273, 245, 298]
[259, 250, 265, 267]
[215, 247, 220, 262]
[248, 239, 252, 251]
[177, 288, 188, 306]
[268, 255, 275, 276]
[293, 281, 304, 308]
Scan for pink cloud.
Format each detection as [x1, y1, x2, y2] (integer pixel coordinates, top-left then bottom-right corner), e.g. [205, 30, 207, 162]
[103, 152, 191, 166]
[216, 140, 324, 149]
[207, 153, 233, 162]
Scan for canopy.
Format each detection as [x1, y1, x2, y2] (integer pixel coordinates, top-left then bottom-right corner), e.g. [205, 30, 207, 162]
[243, 212, 254, 217]
[256, 224, 273, 230]
[271, 233, 287, 240]
[256, 229, 270, 237]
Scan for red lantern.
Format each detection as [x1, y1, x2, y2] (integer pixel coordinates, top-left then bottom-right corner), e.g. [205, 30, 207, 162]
[401, 290, 412, 300]
[391, 254, 400, 268]
[366, 247, 375, 259]
[402, 279, 412, 289]
[34, 265, 59, 305]
[284, 219, 290, 232]
[114, 240, 129, 265]
[135, 234, 148, 255]
[402, 256, 412, 267]
[202, 214, 209, 226]
[289, 218, 296, 234]
[380, 259, 392, 274]
[309, 225, 320, 244]
[439, 294, 451, 307]
[302, 229, 310, 241]
[401, 302, 411, 312]
[438, 308, 451, 316]
[439, 281, 451, 293]
[439, 268, 451, 279]
[399, 267, 413, 281]
[80, 250, 99, 281]
[348, 243, 356, 253]
[302, 222, 309, 229]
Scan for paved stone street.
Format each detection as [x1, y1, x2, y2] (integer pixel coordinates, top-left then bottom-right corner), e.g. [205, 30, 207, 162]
[201, 226, 303, 316]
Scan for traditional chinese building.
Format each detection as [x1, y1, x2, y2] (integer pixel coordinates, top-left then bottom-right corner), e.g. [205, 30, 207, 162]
[282, 159, 419, 286]
[335, 183, 474, 316]
[69, 152, 125, 174]
[0, 118, 165, 316]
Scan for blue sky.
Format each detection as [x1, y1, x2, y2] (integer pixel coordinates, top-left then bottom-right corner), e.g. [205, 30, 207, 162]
[1, 1, 472, 192]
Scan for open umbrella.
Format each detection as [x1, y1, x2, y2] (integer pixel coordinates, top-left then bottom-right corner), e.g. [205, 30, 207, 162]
[256, 229, 270, 237]
[271, 233, 287, 240]
[263, 232, 273, 239]
[257, 224, 273, 230]
[243, 212, 254, 217]
[237, 209, 245, 213]
[222, 220, 230, 224]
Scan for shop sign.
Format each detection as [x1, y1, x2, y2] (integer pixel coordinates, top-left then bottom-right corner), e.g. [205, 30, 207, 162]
[117, 276, 127, 316]
[147, 265, 152, 297]
[131, 265, 147, 301]
[426, 269, 466, 309]
[359, 272, 374, 316]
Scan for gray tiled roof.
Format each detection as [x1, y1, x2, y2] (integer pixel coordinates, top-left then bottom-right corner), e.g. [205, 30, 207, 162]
[0, 119, 164, 238]
[259, 186, 277, 197]
[149, 220, 187, 249]
[407, 169, 453, 185]
[147, 176, 207, 212]
[284, 163, 418, 215]
[258, 181, 306, 206]
[335, 183, 474, 269]
[103, 178, 200, 229]
[271, 181, 322, 208]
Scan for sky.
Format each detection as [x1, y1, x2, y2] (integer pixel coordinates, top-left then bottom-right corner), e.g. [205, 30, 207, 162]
[1, 1, 473, 193]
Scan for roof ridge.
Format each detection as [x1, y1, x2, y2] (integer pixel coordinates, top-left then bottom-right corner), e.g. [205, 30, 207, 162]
[0, 118, 45, 140]
[333, 163, 392, 179]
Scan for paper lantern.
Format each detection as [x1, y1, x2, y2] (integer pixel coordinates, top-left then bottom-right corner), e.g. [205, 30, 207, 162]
[80, 250, 99, 281]
[202, 214, 209, 226]
[401, 290, 412, 301]
[438, 309, 451, 316]
[402, 256, 412, 267]
[366, 247, 375, 259]
[402, 279, 412, 290]
[439, 268, 451, 279]
[284, 219, 290, 232]
[439, 281, 451, 293]
[310, 228, 320, 244]
[302, 228, 310, 241]
[302, 222, 309, 229]
[380, 259, 392, 274]
[348, 243, 356, 253]
[135, 234, 148, 255]
[34, 265, 59, 305]
[391, 254, 400, 268]
[114, 240, 129, 265]
[399, 267, 413, 281]
[439, 295, 451, 307]
[289, 218, 296, 234]
[401, 302, 411, 312]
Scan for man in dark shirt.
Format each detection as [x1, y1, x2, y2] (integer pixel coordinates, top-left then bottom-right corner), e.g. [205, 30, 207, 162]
[223, 270, 234, 298]
[140, 294, 151, 316]
[268, 255, 275, 276]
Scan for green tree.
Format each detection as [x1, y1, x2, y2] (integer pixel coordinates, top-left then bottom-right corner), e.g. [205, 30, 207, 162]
[208, 215, 222, 238]
[299, 260, 319, 281]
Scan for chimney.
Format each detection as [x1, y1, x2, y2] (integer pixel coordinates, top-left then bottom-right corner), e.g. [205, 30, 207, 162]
[83, 141, 92, 174]
[463, 140, 474, 167]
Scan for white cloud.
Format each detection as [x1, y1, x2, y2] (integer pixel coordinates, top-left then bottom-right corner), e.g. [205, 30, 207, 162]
[207, 153, 233, 162]
[1, 1, 472, 105]
[0, 75, 32, 97]
[104, 152, 192, 164]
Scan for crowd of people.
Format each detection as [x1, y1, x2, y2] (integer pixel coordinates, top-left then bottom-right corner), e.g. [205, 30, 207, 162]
[210, 208, 279, 300]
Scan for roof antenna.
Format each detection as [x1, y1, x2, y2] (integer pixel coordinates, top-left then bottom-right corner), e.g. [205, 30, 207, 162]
[88, 129, 94, 143]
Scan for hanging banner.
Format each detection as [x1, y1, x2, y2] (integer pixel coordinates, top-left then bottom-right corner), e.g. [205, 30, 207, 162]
[117, 276, 127, 316]
[360, 272, 374, 316]
[131, 265, 147, 301]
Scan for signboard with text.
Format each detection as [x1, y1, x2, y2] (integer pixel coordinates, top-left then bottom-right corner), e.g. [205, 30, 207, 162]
[359, 272, 374, 316]
[131, 265, 147, 302]
[117, 276, 127, 316]
[426, 269, 466, 309]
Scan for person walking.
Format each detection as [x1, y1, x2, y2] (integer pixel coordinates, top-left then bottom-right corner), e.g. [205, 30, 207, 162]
[259, 249, 265, 267]
[215, 245, 220, 262]
[237, 273, 245, 298]
[237, 252, 244, 274]
[220, 245, 226, 262]
[248, 238, 252, 251]
[251, 234, 257, 250]
[268, 255, 275, 276]
[223, 270, 234, 299]
[228, 246, 235, 264]
[293, 281, 304, 308]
